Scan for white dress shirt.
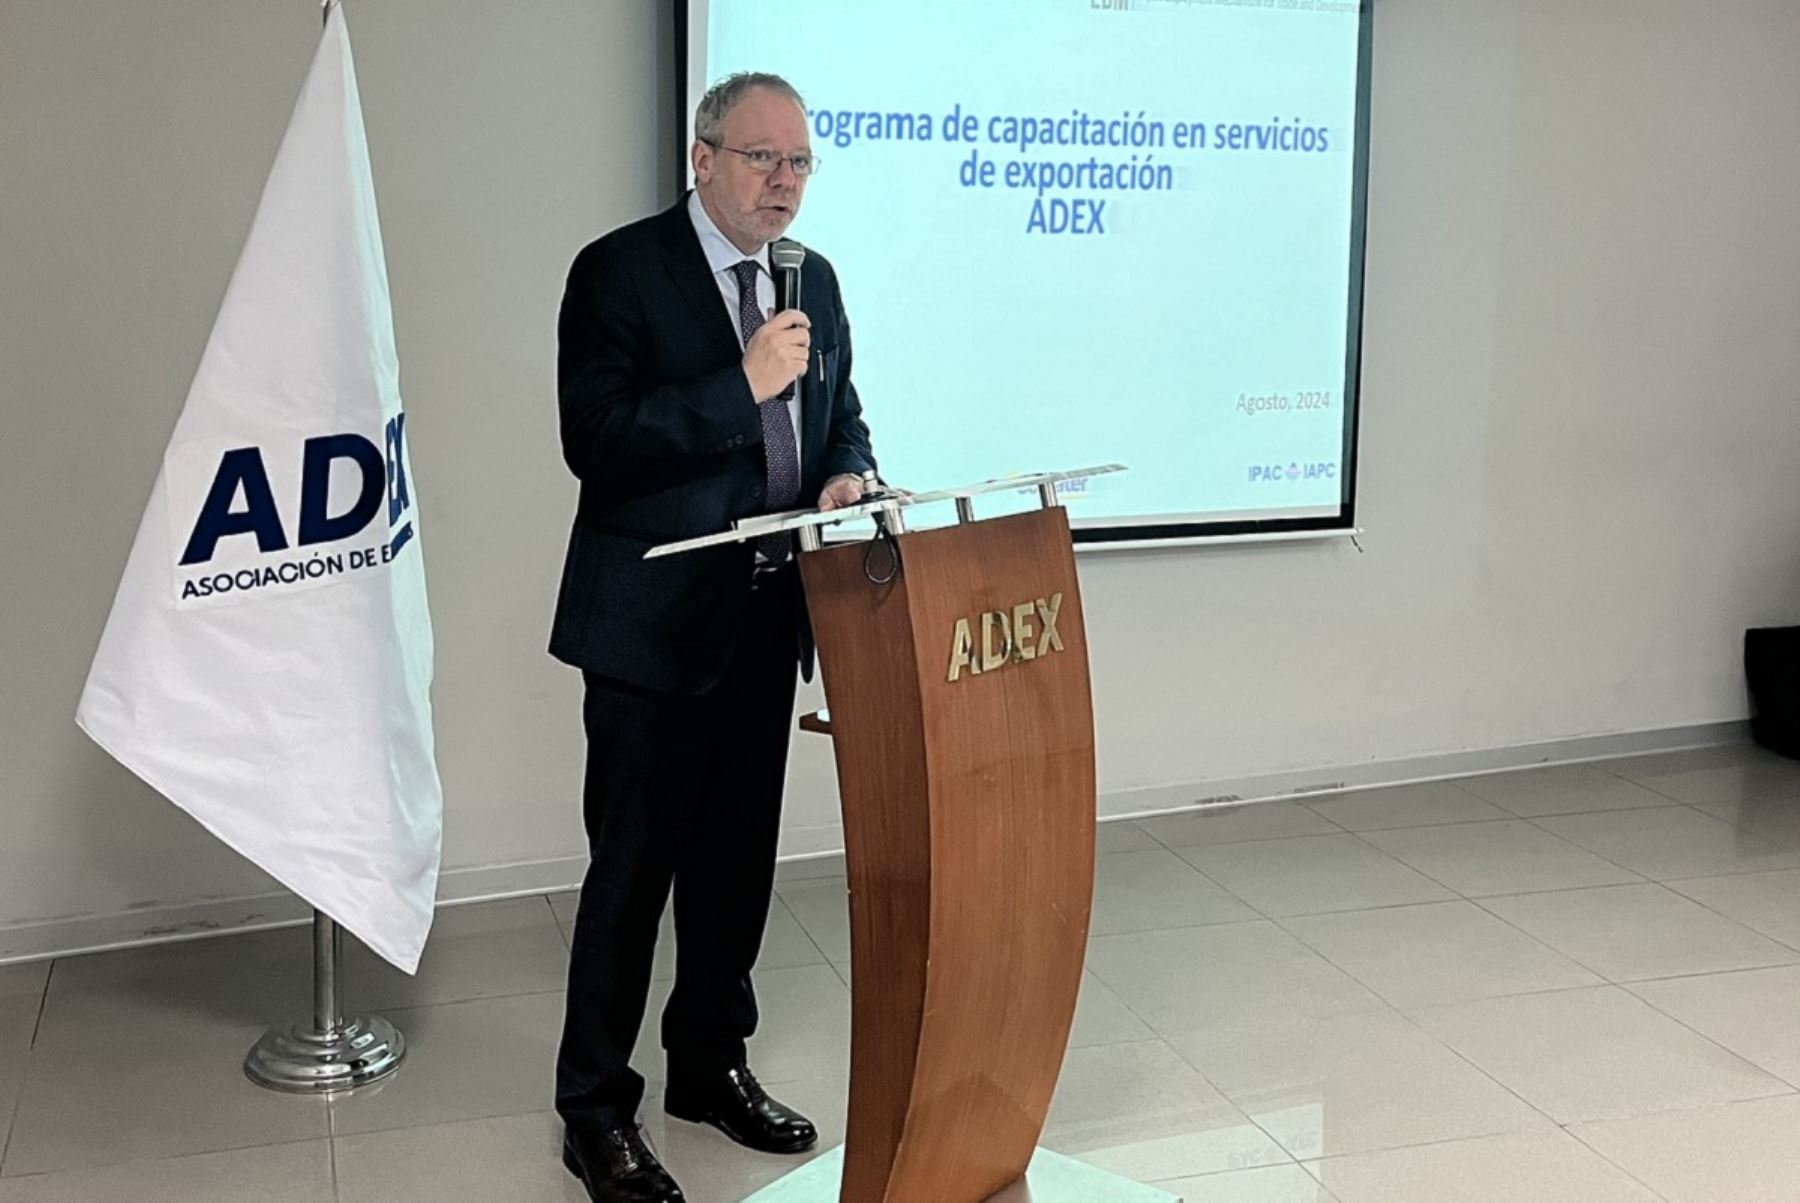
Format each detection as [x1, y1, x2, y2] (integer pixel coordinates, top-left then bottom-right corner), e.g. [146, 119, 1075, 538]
[686, 190, 802, 459]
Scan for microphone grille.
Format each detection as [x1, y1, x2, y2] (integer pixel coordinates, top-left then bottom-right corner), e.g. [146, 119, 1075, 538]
[770, 239, 806, 272]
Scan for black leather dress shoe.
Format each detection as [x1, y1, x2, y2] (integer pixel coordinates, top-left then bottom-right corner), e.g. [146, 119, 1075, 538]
[664, 1062, 819, 1154]
[562, 1123, 685, 1203]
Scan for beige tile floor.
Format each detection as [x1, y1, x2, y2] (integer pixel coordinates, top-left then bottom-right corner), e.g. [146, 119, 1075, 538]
[6, 744, 1800, 1200]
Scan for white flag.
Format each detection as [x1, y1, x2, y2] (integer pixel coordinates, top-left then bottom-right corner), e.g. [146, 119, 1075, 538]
[77, 5, 441, 973]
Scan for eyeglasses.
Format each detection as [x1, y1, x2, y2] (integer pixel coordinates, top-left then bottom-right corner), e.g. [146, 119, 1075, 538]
[701, 140, 821, 177]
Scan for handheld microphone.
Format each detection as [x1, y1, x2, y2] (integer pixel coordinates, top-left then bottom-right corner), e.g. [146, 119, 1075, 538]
[771, 238, 805, 312]
[770, 239, 805, 401]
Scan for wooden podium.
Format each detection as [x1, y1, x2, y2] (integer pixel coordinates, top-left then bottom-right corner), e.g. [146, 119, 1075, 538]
[802, 502, 1094, 1202]
[650, 469, 1176, 1203]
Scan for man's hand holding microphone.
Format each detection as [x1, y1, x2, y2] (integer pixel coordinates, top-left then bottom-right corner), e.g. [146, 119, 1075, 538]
[742, 309, 865, 510]
[742, 308, 810, 405]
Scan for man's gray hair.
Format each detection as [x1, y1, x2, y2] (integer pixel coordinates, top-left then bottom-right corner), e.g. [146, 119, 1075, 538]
[694, 72, 806, 144]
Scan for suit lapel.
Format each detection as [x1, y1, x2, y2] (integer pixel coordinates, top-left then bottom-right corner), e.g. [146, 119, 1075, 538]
[657, 197, 742, 364]
[658, 199, 831, 478]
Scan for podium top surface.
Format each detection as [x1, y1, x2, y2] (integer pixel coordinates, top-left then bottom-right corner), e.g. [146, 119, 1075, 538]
[643, 464, 1126, 560]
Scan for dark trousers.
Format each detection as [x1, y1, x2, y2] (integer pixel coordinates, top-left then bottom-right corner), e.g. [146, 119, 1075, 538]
[555, 568, 801, 1131]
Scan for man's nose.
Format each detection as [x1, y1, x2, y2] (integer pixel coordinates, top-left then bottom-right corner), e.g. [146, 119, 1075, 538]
[767, 159, 798, 186]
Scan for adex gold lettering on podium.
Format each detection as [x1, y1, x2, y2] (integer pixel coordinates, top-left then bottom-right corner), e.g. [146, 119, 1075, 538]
[947, 592, 1065, 682]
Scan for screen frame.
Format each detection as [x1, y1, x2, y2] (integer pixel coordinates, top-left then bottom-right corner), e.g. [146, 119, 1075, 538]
[676, 1, 1373, 549]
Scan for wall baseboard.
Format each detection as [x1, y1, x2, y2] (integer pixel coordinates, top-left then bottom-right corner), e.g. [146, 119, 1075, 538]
[0, 719, 1750, 965]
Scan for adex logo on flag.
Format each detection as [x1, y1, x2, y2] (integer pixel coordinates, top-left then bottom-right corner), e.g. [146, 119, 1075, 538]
[78, 3, 442, 975]
[169, 413, 416, 605]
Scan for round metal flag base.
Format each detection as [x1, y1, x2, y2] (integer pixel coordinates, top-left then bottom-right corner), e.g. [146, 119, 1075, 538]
[244, 1014, 406, 1093]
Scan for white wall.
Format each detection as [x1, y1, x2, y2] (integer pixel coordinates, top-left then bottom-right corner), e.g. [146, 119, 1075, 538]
[4, 0, 1799, 955]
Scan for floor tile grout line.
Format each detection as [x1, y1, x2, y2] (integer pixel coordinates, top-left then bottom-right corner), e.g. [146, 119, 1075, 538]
[770, 892, 846, 990]
[1069, 933, 1200, 1056]
[540, 893, 570, 954]
[1498, 801, 1688, 821]
[1403, 979, 1639, 1011]
[1113, 868, 1523, 1166]
[1491, 812, 1661, 883]
[1369, 915, 1666, 1131]
[1299, 1128, 1676, 1203]
[1379, 1001, 1584, 1147]
[1296, 1128, 1576, 1172]
[0, 1133, 334, 1189]
[1150, 818, 1515, 857]
[0, 961, 53, 1177]
[1560, 1091, 1800, 1131]
[1150, 846, 1282, 925]
[25, 960, 53, 1052]
[1660, 866, 1800, 886]
[0, 1087, 17, 1179]
[1622, 961, 1800, 990]
[1252, 911, 1583, 1141]
[1134, 801, 1353, 852]
[1154, 996, 1384, 1148]
[1154, 820, 1513, 855]
[1456, 761, 1691, 813]
[1341, 826, 1479, 900]
[1655, 879, 1800, 957]
[1159, 822, 1480, 908]
[1122, 1032, 1296, 1170]
[1521, 804, 1800, 882]
[1094, 896, 1460, 934]
[1294, 812, 1516, 834]
[1295, 781, 1480, 828]
[1403, 968, 1800, 1132]
[1441, 775, 1513, 807]
[1269, 906, 1603, 1012]
[1460, 893, 1655, 990]
[1652, 857, 1800, 885]
[328, 1104, 568, 1150]
[1151, 811, 1728, 910]
[1606, 758, 1732, 807]
[1130, 843, 1289, 923]
[1457, 876, 1671, 903]
[1463, 881, 1800, 986]
[1556, 1124, 1679, 1203]
[1607, 949, 1800, 984]
[1181, 823, 1463, 916]
[1296, 1158, 1337, 1199]
[371, 984, 570, 1025]
[1145, 799, 1800, 878]
[1153, 1016, 1550, 1171]
[1611, 978, 1800, 1095]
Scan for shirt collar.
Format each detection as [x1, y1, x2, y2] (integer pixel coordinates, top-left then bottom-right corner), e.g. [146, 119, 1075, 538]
[687, 190, 769, 277]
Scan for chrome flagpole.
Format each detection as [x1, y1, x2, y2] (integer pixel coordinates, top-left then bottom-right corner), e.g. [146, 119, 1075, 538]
[244, 909, 406, 1092]
[239, 0, 406, 1097]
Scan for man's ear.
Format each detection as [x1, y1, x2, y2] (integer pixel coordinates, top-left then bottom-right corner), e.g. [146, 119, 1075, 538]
[691, 140, 712, 184]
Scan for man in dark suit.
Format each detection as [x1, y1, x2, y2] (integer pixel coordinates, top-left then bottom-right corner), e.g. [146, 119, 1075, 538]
[550, 72, 875, 1203]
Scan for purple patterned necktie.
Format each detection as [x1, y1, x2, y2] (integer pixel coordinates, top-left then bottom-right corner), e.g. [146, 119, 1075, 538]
[731, 259, 801, 562]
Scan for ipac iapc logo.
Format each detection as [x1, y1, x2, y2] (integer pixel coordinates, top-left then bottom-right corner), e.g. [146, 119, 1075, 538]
[1247, 461, 1336, 484]
[167, 412, 416, 605]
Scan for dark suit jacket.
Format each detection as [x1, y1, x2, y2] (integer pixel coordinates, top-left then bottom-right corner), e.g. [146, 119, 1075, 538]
[549, 195, 877, 694]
